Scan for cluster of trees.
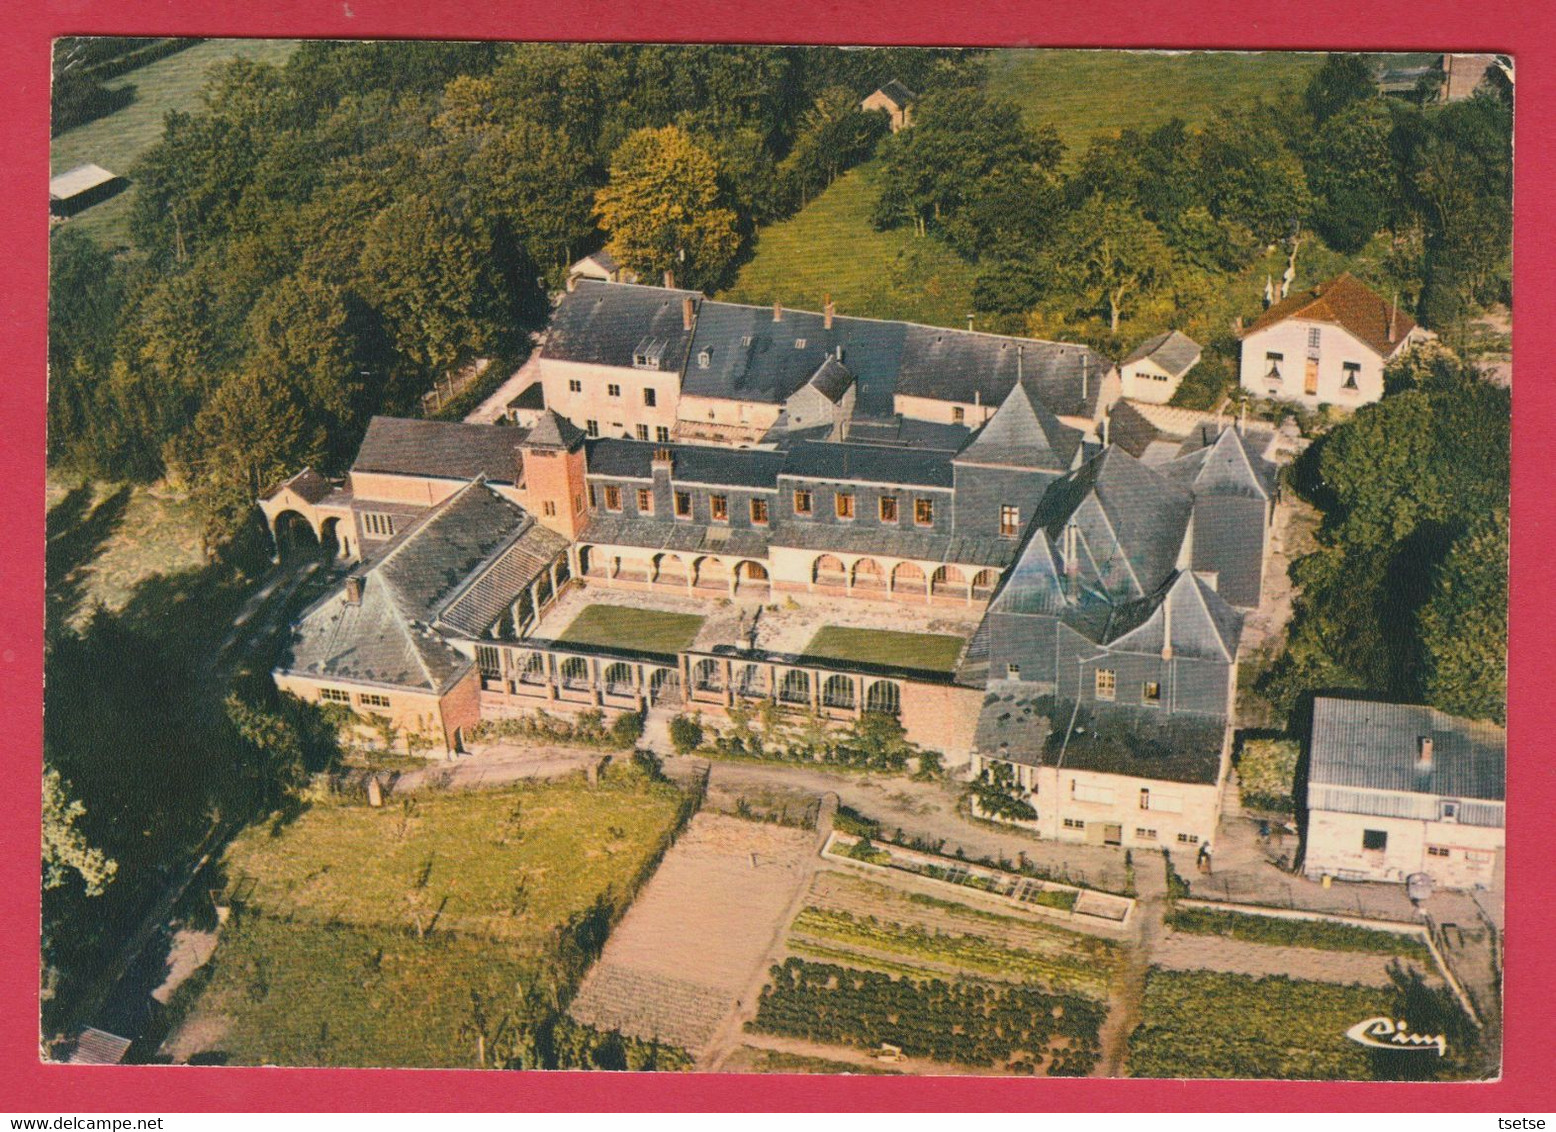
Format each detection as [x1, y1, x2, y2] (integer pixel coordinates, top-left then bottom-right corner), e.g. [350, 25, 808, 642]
[50, 42, 975, 545]
[1262, 347, 1509, 725]
[870, 55, 1510, 379]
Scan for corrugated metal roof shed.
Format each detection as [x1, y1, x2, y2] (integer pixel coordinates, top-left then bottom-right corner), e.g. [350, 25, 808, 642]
[1308, 697, 1505, 803]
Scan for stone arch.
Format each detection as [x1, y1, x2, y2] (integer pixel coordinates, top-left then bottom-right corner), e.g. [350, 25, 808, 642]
[603, 662, 635, 697]
[851, 557, 886, 590]
[654, 552, 688, 585]
[813, 554, 847, 586]
[578, 545, 598, 577]
[270, 509, 321, 561]
[734, 560, 770, 592]
[822, 674, 855, 710]
[319, 515, 344, 561]
[559, 656, 591, 689]
[692, 658, 723, 692]
[778, 669, 811, 705]
[865, 680, 901, 716]
[693, 556, 729, 589]
[891, 561, 927, 594]
[972, 568, 1000, 596]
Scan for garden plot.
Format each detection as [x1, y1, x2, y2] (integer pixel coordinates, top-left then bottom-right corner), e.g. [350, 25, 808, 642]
[568, 813, 817, 1054]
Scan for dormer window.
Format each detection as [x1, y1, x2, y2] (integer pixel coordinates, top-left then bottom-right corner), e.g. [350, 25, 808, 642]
[794, 338, 807, 349]
[698, 348, 713, 369]
[741, 335, 754, 347]
[632, 336, 667, 370]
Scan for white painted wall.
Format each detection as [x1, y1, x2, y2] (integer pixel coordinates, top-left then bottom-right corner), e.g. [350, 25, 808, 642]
[1239, 318, 1404, 408]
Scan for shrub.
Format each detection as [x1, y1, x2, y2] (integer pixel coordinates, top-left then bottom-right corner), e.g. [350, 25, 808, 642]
[1237, 737, 1301, 813]
[667, 715, 704, 756]
[609, 711, 645, 748]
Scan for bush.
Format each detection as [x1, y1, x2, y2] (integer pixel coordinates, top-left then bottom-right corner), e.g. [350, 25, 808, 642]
[609, 711, 645, 748]
[1237, 737, 1301, 813]
[667, 715, 704, 756]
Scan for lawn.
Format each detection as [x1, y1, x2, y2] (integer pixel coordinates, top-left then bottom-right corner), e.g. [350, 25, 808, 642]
[721, 160, 979, 328]
[801, 625, 965, 674]
[555, 604, 705, 657]
[984, 49, 1326, 163]
[171, 768, 690, 1067]
[1127, 969, 1398, 1080]
[51, 38, 301, 249]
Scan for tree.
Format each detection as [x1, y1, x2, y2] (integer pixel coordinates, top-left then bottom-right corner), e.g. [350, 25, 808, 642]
[1030, 196, 1175, 333]
[42, 767, 117, 896]
[593, 125, 741, 289]
[1308, 99, 1397, 253]
[1305, 54, 1378, 124]
[1194, 105, 1314, 244]
[1418, 510, 1507, 723]
[668, 715, 704, 755]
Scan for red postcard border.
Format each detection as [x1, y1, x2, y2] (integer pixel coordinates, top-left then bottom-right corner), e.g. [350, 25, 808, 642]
[3, 0, 1551, 1112]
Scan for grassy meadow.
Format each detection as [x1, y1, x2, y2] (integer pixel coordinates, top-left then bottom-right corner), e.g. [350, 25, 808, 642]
[802, 625, 966, 674]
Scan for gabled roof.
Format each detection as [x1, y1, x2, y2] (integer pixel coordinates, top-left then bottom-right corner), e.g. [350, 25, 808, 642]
[282, 482, 536, 691]
[1162, 425, 1275, 501]
[572, 248, 620, 273]
[872, 79, 916, 106]
[585, 438, 785, 489]
[989, 528, 1067, 616]
[955, 380, 1083, 471]
[544, 280, 700, 370]
[1309, 697, 1505, 802]
[782, 439, 954, 489]
[353, 417, 522, 483]
[1103, 570, 1242, 661]
[524, 408, 585, 450]
[1122, 329, 1201, 377]
[803, 355, 856, 404]
[895, 325, 1112, 420]
[266, 466, 333, 505]
[1242, 272, 1418, 358]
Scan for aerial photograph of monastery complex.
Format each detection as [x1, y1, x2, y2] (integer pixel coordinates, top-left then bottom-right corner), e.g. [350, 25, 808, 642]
[44, 40, 1510, 1080]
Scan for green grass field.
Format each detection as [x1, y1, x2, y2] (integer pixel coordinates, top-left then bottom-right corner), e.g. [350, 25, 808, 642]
[984, 49, 1326, 162]
[721, 160, 979, 328]
[801, 625, 965, 674]
[51, 38, 301, 249]
[173, 769, 687, 1066]
[556, 604, 705, 657]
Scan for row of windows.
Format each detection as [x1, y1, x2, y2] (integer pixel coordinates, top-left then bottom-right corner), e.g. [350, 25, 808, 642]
[361, 512, 396, 537]
[1058, 818, 1196, 845]
[586, 419, 673, 442]
[319, 687, 390, 710]
[1092, 670, 1161, 704]
[567, 378, 657, 408]
[1263, 351, 1363, 391]
[793, 490, 935, 525]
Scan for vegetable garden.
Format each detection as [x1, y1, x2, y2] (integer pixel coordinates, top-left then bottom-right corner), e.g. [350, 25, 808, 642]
[1167, 906, 1431, 962]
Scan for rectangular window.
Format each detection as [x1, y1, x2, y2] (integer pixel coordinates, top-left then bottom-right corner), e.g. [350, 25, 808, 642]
[710, 494, 729, 522]
[835, 492, 855, 519]
[1362, 829, 1388, 852]
[359, 692, 391, 709]
[632, 424, 647, 441]
[362, 512, 396, 538]
[999, 505, 1020, 537]
[1063, 818, 1086, 830]
[1264, 351, 1283, 382]
[542, 501, 557, 518]
[1142, 681, 1161, 705]
[643, 388, 657, 407]
[568, 378, 582, 394]
[607, 383, 621, 398]
[636, 488, 653, 514]
[1427, 845, 1451, 858]
[1139, 788, 1151, 811]
[1135, 828, 1158, 841]
[476, 645, 501, 678]
[655, 426, 671, 443]
[750, 498, 769, 525]
[674, 491, 692, 519]
[794, 338, 807, 349]
[1307, 327, 1322, 353]
[1095, 669, 1116, 700]
[953, 406, 965, 423]
[586, 419, 600, 438]
[1007, 664, 1020, 680]
[319, 688, 351, 704]
[1342, 362, 1361, 391]
[604, 485, 622, 512]
[879, 496, 899, 523]
[794, 490, 813, 516]
[915, 498, 934, 526]
[1439, 801, 1460, 823]
[1177, 833, 1199, 845]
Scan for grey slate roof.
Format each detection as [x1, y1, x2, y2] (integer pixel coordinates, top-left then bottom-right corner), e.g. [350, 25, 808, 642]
[354, 417, 523, 484]
[506, 381, 546, 411]
[841, 417, 971, 450]
[1102, 571, 1242, 660]
[805, 355, 856, 404]
[580, 513, 772, 559]
[268, 467, 333, 504]
[1308, 697, 1506, 803]
[771, 523, 1017, 569]
[875, 79, 916, 106]
[895, 325, 1112, 420]
[544, 280, 700, 370]
[524, 408, 586, 450]
[585, 438, 785, 489]
[1164, 425, 1279, 500]
[1122, 329, 1201, 377]
[435, 521, 572, 637]
[782, 439, 954, 488]
[282, 482, 536, 691]
[955, 380, 1084, 471]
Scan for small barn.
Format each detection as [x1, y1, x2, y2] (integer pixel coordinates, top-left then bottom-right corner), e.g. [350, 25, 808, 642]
[1120, 330, 1202, 404]
[49, 163, 125, 217]
[862, 80, 916, 132]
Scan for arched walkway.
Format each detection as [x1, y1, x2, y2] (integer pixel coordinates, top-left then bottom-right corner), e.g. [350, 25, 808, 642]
[891, 561, 927, 598]
[852, 557, 886, 592]
[734, 560, 770, 595]
[653, 552, 689, 586]
[271, 509, 322, 563]
[932, 564, 969, 599]
[693, 557, 730, 592]
[972, 568, 1000, 599]
[603, 662, 635, 697]
[813, 554, 847, 588]
[865, 680, 901, 716]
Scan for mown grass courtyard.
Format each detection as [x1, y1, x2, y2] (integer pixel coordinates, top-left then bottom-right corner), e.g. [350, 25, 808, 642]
[165, 767, 691, 1068]
[555, 604, 705, 658]
[800, 625, 966, 674]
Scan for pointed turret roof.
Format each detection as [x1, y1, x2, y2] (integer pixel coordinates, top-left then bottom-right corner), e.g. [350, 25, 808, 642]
[1103, 570, 1243, 662]
[956, 381, 1082, 472]
[524, 408, 586, 451]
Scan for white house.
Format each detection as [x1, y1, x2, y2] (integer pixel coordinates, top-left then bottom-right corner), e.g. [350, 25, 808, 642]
[1120, 330, 1201, 404]
[1302, 697, 1504, 891]
[567, 249, 636, 287]
[1238, 273, 1431, 408]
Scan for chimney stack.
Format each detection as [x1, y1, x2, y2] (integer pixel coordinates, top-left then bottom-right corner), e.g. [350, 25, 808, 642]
[1389, 293, 1399, 344]
[663, 269, 676, 290]
[344, 575, 365, 605]
[1161, 586, 1174, 659]
[1101, 411, 1111, 448]
[1417, 735, 1434, 768]
[773, 300, 783, 323]
[682, 296, 694, 332]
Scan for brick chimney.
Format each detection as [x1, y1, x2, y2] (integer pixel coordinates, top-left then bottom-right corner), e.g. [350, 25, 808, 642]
[664, 269, 676, 290]
[773, 299, 783, 323]
[344, 575, 365, 605]
[682, 296, 695, 332]
[1418, 735, 1434, 768]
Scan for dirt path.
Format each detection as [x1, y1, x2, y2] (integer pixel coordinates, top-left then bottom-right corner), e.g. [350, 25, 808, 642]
[1094, 851, 1168, 1078]
[735, 1031, 985, 1077]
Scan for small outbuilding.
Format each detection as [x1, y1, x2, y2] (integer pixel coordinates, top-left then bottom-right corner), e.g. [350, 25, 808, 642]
[1120, 330, 1201, 404]
[862, 80, 916, 132]
[49, 163, 125, 217]
[567, 249, 636, 288]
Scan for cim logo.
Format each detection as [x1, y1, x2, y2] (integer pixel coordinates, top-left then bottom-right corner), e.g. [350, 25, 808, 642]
[1344, 1017, 1447, 1056]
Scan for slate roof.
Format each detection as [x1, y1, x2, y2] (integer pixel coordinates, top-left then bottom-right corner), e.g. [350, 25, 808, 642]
[1308, 697, 1505, 803]
[267, 466, 333, 505]
[1035, 446, 1193, 602]
[771, 523, 1018, 569]
[572, 248, 620, 273]
[1101, 571, 1242, 660]
[874, 79, 916, 106]
[435, 521, 572, 637]
[544, 280, 700, 369]
[841, 417, 971, 450]
[895, 325, 1112, 420]
[988, 528, 1067, 616]
[580, 513, 772, 559]
[1161, 425, 1278, 501]
[506, 381, 546, 411]
[955, 380, 1084, 471]
[281, 482, 538, 691]
[585, 438, 785, 489]
[782, 439, 954, 488]
[1122, 329, 1201, 377]
[804, 355, 856, 404]
[1243, 272, 1418, 358]
[353, 417, 523, 483]
[524, 408, 585, 450]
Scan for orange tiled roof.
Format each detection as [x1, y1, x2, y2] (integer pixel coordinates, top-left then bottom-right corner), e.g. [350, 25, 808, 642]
[1242, 272, 1417, 357]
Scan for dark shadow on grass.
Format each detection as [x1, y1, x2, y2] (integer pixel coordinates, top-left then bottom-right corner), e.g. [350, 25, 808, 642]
[46, 483, 132, 636]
